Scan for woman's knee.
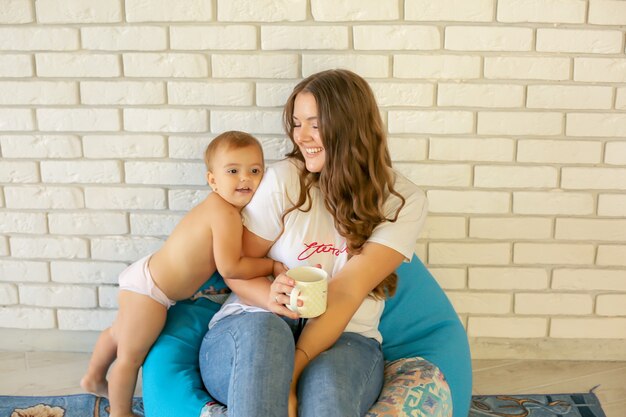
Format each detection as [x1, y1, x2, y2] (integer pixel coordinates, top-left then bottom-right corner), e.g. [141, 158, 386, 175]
[200, 313, 295, 412]
[200, 313, 295, 375]
[298, 333, 384, 417]
[236, 312, 294, 343]
[233, 313, 295, 368]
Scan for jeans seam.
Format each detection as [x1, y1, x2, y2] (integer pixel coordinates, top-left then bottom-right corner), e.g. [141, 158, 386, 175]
[356, 342, 383, 413]
[225, 326, 239, 414]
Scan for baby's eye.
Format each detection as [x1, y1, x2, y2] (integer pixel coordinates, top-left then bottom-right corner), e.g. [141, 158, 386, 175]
[251, 168, 261, 174]
[227, 168, 238, 174]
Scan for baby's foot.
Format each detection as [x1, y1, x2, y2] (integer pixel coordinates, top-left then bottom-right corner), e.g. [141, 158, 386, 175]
[80, 375, 108, 398]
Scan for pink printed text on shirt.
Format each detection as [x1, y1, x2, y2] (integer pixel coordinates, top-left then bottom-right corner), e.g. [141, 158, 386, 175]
[297, 242, 348, 261]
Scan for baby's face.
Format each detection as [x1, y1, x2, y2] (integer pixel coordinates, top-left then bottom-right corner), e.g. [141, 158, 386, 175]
[207, 145, 264, 209]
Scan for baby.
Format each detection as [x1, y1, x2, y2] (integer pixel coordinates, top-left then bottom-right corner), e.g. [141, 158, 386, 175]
[81, 131, 282, 417]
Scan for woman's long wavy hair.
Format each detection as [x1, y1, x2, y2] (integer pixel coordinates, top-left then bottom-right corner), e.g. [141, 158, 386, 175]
[282, 69, 405, 299]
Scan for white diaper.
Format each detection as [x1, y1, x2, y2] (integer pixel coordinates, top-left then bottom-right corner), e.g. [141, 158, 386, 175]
[118, 254, 176, 309]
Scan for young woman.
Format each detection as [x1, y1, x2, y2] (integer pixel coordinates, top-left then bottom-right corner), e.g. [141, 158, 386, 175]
[198, 70, 467, 417]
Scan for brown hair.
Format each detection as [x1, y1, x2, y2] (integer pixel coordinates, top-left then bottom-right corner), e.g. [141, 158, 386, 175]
[282, 69, 405, 298]
[204, 130, 264, 171]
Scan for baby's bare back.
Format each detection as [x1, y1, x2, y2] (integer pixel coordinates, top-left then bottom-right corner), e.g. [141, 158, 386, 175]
[148, 194, 226, 300]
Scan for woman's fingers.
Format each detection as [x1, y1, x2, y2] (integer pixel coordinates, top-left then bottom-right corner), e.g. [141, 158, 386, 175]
[269, 295, 300, 319]
[274, 282, 295, 296]
[269, 274, 301, 319]
[277, 305, 300, 320]
[271, 273, 295, 298]
[274, 292, 303, 307]
[274, 271, 295, 285]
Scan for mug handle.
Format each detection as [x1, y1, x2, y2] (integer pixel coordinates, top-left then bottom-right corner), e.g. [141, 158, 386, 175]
[288, 287, 301, 312]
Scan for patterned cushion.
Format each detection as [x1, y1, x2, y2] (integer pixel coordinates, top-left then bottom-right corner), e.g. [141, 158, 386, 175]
[367, 357, 452, 417]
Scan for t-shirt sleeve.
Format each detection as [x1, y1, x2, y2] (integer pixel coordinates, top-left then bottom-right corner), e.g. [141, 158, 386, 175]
[241, 160, 296, 242]
[368, 175, 428, 261]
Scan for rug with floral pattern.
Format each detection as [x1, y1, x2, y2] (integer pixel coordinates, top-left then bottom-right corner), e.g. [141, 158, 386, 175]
[0, 392, 606, 417]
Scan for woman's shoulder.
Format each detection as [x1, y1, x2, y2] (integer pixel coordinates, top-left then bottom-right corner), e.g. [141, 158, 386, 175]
[263, 158, 302, 190]
[380, 170, 427, 221]
[266, 158, 301, 176]
[391, 170, 426, 205]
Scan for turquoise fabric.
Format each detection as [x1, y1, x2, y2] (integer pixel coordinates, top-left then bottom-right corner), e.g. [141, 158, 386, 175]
[380, 256, 472, 417]
[142, 256, 472, 417]
[142, 275, 224, 417]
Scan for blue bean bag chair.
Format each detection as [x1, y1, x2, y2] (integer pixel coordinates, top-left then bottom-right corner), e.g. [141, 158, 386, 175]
[143, 255, 472, 417]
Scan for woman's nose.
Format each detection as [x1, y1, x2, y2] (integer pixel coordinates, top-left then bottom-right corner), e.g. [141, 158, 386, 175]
[297, 126, 311, 142]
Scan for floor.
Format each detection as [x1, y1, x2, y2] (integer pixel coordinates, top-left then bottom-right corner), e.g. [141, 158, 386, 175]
[0, 352, 624, 416]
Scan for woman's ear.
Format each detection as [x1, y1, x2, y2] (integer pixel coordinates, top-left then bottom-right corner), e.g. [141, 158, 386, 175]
[206, 171, 217, 191]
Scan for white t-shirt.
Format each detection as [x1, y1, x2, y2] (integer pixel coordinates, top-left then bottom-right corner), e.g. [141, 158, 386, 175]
[210, 159, 427, 342]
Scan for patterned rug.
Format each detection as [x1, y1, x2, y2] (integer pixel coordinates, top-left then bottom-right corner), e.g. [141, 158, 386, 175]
[0, 392, 607, 417]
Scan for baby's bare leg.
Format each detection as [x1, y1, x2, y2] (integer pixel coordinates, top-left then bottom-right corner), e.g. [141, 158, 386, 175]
[108, 291, 167, 417]
[81, 326, 117, 397]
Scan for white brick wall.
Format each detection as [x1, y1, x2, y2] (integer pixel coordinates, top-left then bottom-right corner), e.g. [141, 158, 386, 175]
[0, 283, 18, 305]
[497, 0, 586, 23]
[0, 0, 624, 359]
[218, 0, 305, 22]
[18, 284, 97, 308]
[0, 81, 78, 105]
[124, 109, 208, 132]
[36, 54, 121, 77]
[588, 0, 626, 25]
[469, 268, 548, 290]
[83, 26, 167, 51]
[353, 26, 440, 51]
[536, 29, 623, 54]
[312, 0, 398, 21]
[395, 55, 481, 79]
[0, 109, 34, 131]
[0, 27, 79, 51]
[37, 109, 121, 132]
[0, 260, 49, 283]
[407, 0, 494, 22]
[485, 56, 570, 80]
[445, 26, 533, 51]
[1, 135, 82, 158]
[0, 307, 56, 329]
[574, 58, 626, 83]
[35, 0, 122, 23]
[0, 55, 34, 77]
[81, 82, 165, 105]
[263, 26, 349, 50]
[0, 0, 34, 24]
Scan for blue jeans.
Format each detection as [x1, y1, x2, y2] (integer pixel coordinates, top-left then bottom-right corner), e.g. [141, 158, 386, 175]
[199, 312, 384, 417]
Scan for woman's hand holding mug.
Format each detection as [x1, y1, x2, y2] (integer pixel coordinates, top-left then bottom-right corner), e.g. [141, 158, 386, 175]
[270, 265, 327, 319]
[270, 272, 300, 319]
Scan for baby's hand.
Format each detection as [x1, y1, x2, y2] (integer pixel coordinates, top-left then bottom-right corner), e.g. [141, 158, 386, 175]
[272, 260, 289, 278]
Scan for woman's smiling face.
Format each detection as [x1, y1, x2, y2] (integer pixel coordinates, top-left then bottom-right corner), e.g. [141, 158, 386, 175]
[293, 91, 325, 173]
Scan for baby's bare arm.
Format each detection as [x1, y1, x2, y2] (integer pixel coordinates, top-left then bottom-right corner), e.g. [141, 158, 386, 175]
[211, 198, 274, 280]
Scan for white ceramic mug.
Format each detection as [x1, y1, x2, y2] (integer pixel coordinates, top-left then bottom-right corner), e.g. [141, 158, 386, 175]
[286, 266, 328, 318]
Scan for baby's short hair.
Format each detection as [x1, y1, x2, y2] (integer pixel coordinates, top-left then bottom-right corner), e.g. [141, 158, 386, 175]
[204, 131, 264, 171]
